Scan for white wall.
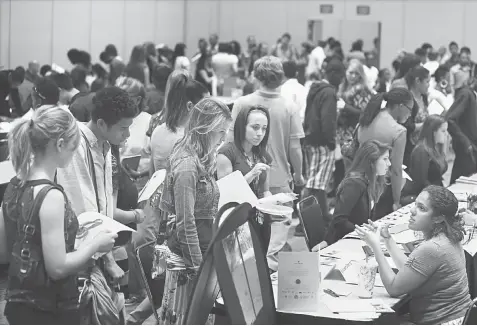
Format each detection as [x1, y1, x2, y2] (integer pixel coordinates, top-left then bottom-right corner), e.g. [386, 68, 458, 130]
[0, 0, 185, 70]
[1, 0, 477, 70]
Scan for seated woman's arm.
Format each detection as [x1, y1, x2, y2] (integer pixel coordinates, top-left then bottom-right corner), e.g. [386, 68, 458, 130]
[40, 189, 107, 280]
[216, 154, 234, 180]
[371, 240, 438, 297]
[321, 178, 366, 247]
[173, 161, 203, 269]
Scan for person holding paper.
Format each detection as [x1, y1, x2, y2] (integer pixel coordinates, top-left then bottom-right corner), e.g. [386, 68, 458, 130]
[356, 185, 471, 325]
[158, 98, 232, 323]
[2, 106, 117, 324]
[313, 140, 390, 250]
[160, 98, 232, 268]
[217, 105, 273, 248]
[401, 115, 448, 204]
[56, 87, 142, 294]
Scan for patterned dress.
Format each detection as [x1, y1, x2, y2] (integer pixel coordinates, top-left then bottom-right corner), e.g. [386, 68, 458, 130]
[337, 84, 373, 149]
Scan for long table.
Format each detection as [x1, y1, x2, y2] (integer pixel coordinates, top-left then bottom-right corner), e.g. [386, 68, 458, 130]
[273, 180, 477, 324]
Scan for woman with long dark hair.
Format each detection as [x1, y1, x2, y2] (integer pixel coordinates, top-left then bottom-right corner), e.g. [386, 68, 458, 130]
[314, 140, 390, 250]
[172, 43, 190, 71]
[217, 105, 273, 247]
[356, 185, 471, 325]
[401, 115, 448, 204]
[358, 88, 413, 216]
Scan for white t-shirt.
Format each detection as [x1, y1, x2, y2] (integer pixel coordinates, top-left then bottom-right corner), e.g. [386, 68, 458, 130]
[280, 79, 308, 124]
[423, 61, 439, 77]
[150, 124, 185, 171]
[364, 65, 379, 90]
[212, 53, 238, 80]
[174, 56, 190, 71]
[120, 111, 151, 173]
[428, 88, 454, 112]
[306, 46, 326, 77]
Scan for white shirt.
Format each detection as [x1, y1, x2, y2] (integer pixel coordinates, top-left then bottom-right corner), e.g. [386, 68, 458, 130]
[280, 78, 308, 124]
[174, 56, 190, 71]
[364, 65, 379, 90]
[120, 111, 151, 173]
[428, 88, 454, 112]
[424, 61, 439, 76]
[212, 53, 238, 80]
[306, 46, 326, 77]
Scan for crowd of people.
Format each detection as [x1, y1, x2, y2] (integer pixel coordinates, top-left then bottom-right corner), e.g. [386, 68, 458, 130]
[0, 30, 476, 325]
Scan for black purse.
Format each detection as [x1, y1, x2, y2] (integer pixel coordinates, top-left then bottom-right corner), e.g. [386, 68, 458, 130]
[8, 185, 60, 302]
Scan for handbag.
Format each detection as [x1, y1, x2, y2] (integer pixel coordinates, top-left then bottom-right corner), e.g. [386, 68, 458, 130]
[341, 124, 360, 161]
[79, 265, 125, 325]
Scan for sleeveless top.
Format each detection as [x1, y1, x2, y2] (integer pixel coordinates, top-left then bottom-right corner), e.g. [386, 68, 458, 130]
[2, 177, 79, 312]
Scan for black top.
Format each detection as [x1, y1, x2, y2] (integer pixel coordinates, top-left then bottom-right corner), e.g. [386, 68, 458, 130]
[324, 175, 371, 245]
[303, 82, 337, 150]
[2, 178, 79, 312]
[218, 142, 272, 198]
[195, 55, 212, 94]
[0, 70, 22, 117]
[402, 145, 446, 198]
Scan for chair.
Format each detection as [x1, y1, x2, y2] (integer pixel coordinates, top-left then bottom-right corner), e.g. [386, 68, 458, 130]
[183, 202, 238, 324]
[464, 297, 477, 324]
[214, 202, 276, 324]
[297, 196, 326, 251]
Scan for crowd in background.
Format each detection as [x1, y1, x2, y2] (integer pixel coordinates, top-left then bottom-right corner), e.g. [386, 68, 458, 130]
[0, 30, 476, 325]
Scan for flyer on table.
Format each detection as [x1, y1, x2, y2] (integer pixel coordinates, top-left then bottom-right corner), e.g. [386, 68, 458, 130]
[277, 252, 320, 313]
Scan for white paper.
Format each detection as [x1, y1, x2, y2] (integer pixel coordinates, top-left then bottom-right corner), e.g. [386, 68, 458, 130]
[427, 99, 445, 116]
[217, 170, 258, 209]
[258, 193, 297, 205]
[75, 212, 135, 258]
[137, 169, 166, 203]
[0, 160, 15, 185]
[277, 252, 320, 313]
[326, 298, 393, 314]
[402, 170, 412, 181]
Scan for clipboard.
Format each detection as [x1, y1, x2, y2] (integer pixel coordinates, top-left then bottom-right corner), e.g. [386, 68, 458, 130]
[121, 154, 141, 171]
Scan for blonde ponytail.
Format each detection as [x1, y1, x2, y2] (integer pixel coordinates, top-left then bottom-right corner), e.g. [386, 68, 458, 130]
[8, 119, 34, 185]
[8, 106, 79, 185]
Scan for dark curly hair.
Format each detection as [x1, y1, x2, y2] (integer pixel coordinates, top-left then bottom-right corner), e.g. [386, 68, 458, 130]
[91, 86, 138, 126]
[423, 185, 465, 244]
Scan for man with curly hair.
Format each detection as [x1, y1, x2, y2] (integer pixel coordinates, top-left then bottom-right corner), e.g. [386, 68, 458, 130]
[57, 87, 140, 293]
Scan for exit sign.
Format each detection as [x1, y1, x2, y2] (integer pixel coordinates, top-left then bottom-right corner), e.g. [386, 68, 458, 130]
[357, 5, 371, 15]
[320, 4, 333, 14]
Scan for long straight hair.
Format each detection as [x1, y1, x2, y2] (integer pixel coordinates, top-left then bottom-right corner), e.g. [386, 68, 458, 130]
[233, 105, 271, 164]
[343, 140, 390, 203]
[169, 98, 232, 175]
[416, 115, 447, 173]
[8, 106, 80, 185]
[162, 69, 208, 132]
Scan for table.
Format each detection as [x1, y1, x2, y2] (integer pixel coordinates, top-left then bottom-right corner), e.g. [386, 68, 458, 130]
[273, 177, 477, 324]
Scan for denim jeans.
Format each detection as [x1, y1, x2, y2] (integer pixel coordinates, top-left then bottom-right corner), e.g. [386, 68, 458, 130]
[266, 185, 293, 272]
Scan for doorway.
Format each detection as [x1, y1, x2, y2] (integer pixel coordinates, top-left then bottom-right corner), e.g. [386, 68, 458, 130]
[307, 19, 382, 68]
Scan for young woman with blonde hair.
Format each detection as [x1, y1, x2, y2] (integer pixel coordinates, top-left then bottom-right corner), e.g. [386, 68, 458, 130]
[2, 106, 116, 324]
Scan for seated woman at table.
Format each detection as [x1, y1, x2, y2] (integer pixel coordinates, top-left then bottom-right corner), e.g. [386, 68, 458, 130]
[401, 115, 448, 204]
[356, 185, 471, 325]
[217, 105, 272, 247]
[313, 140, 391, 251]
